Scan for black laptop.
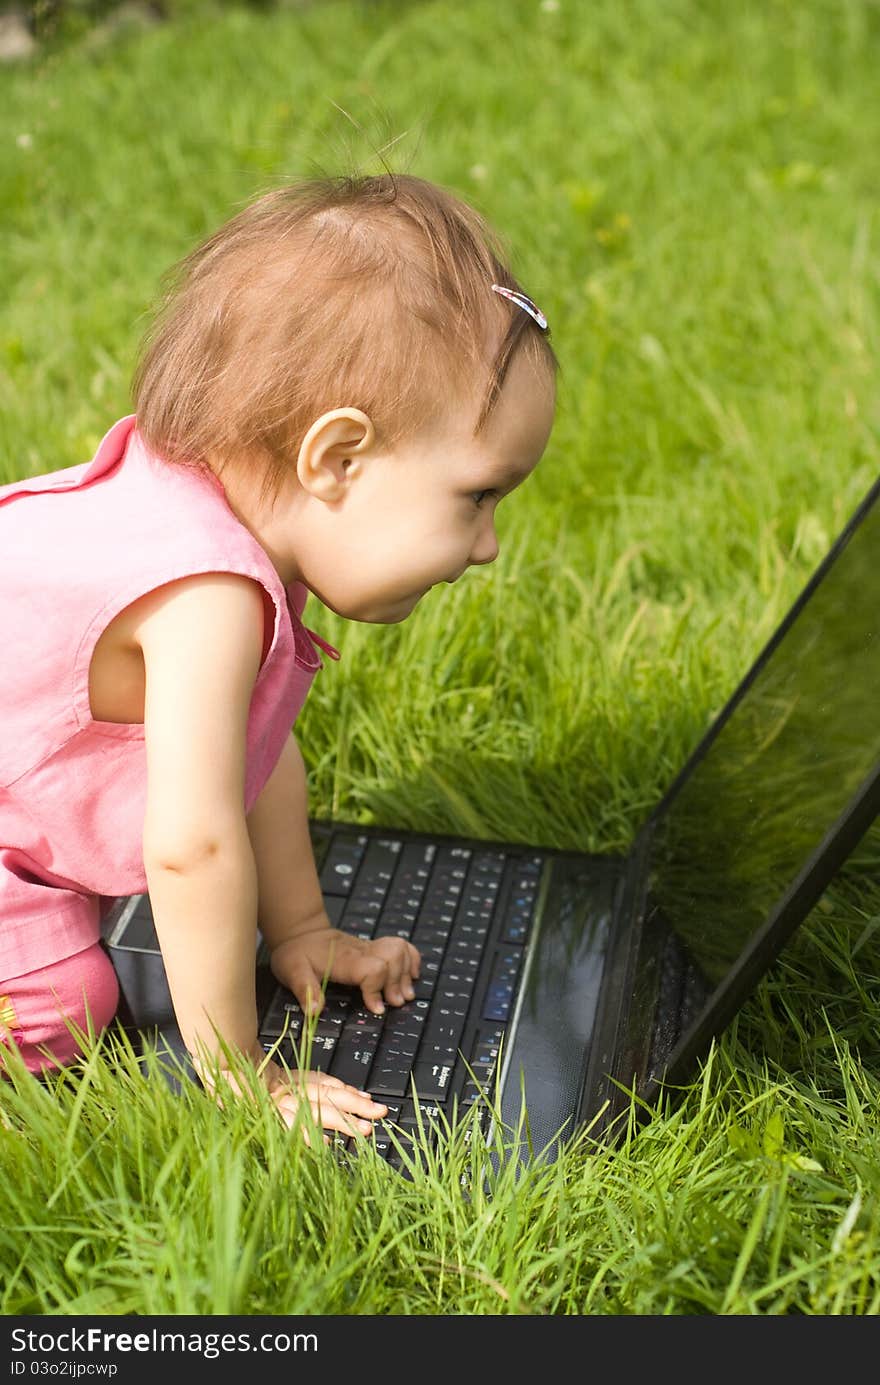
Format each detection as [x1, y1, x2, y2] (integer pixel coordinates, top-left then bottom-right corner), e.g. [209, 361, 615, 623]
[103, 475, 880, 1166]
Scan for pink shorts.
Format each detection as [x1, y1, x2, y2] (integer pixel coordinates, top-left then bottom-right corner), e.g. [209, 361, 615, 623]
[0, 942, 120, 1074]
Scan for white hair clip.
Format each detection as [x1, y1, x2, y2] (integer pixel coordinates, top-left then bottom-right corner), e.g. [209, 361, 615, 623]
[491, 283, 549, 331]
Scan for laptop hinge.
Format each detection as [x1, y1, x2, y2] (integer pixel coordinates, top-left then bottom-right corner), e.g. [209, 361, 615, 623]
[576, 823, 654, 1141]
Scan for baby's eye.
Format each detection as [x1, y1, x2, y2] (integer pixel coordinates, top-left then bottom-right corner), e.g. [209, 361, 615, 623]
[472, 488, 498, 507]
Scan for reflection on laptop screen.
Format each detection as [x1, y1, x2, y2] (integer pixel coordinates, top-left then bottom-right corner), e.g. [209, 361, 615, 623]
[646, 488, 880, 987]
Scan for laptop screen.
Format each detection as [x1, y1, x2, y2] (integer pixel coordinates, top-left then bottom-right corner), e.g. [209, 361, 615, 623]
[641, 480, 880, 1026]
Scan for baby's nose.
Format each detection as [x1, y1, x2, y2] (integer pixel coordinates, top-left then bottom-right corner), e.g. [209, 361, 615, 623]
[470, 529, 500, 568]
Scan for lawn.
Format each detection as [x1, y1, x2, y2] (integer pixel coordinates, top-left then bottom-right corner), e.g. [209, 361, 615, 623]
[1, 0, 880, 1315]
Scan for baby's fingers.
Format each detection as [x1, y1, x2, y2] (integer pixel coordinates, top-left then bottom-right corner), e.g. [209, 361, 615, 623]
[272, 1074, 387, 1140]
[309, 1076, 388, 1138]
[353, 954, 393, 1015]
[281, 953, 325, 1018]
[376, 939, 421, 1006]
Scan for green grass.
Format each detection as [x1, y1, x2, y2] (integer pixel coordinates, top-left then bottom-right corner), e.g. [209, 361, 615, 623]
[2, 0, 880, 1315]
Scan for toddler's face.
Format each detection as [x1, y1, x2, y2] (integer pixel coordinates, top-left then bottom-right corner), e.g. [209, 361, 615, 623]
[283, 349, 556, 623]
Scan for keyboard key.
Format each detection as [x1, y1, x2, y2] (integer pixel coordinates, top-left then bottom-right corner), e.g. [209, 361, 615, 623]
[501, 918, 531, 945]
[369, 1128, 394, 1159]
[470, 1026, 504, 1069]
[423, 1020, 464, 1051]
[444, 950, 481, 975]
[345, 892, 385, 915]
[373, 920, 416, 939]
[472, 850, 505, 872]
[419, 1038, 458, 1065]
[260, 1036, 293, 1067]
[330, 1040, 379, 1088]
[319, 834, 368, 896]
[419, 907, 457, 931]
[368, 1053, 419, 1099]
[397, 842, 436, 876]
[359, 838, 402, 889]
[374, 1028, 423, 1064]
[322, 895, 346, 927]
[338, 914, 377, 940]
[314, 1012, 345, 1040]
[341, 1005, 386, 1037]
[365, 1001, 428, 1097]
[482, 987, 514, 1022]
[442, 969, 477, 998]
[413, 940, 447, 965]
[299, 1031, 338, 1072]
[328, 1006, 384, 1086]
[260, 989, 304, 1040]
[465, 1024, 507, 1085]
[369, 1071, 408, 1099]
[322, 985, 356, 1019]
[411, 1058, 456, 1100]
[452, 921, 490, 944]
[481, 947, 523, 1021]
[396, 1098, 443, 1141]
[411, 923, 454, 947]
[383, 999, 429, 1032]
[366, 1100, 403, 1159]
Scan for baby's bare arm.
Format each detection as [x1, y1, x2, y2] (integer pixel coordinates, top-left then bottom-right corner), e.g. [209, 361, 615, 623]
[246, 731, 327, 944]
[136, 572, 266, 1064]
[132, 572, 393, 1137]
[247, 731, 420, 1014]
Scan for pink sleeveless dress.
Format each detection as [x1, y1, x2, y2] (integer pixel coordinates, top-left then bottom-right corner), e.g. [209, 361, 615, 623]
[0, 416, 339, 1067]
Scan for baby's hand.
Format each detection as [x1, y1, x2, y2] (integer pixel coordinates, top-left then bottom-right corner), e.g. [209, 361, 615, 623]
[264, 1059, 388, 1145]
[194, 1050, 388, 1144]
[270, 927, 421, 1016]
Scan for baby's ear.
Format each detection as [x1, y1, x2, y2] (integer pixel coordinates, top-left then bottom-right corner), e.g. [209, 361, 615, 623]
[296, 408, 375, 500]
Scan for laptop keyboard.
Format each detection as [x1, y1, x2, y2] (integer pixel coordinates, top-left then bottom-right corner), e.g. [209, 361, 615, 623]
[257, 831, 545, 1166]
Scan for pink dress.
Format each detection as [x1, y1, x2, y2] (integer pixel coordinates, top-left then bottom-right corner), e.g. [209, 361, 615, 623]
[0, 416, 339, 1066]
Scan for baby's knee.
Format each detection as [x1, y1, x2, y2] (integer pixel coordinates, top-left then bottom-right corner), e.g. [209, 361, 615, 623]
[0, 943, 120, 1074]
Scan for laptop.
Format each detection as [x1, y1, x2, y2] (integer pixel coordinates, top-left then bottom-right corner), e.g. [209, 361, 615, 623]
[103, 474, 880, 1167]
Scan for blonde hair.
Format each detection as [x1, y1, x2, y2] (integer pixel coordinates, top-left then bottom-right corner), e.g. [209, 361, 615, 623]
[132, 173, 558, 505]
